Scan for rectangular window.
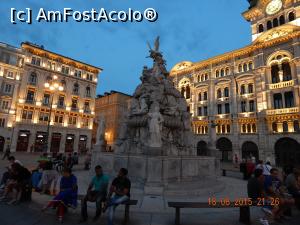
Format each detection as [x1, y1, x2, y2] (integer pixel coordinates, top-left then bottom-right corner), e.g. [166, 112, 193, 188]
[203, 92, 208, 101]
[31, 57, 41, 66]
[249, 100, 255, 112]
[284, 91, 294, 108]
[82, 118, 89, 127]
[26, 90, 35, 103]
[273, 93, 283, 109]
[198, 107, 202, 116]
[22, 110, 33, 120]
[217, 104, 222, 114]
[203, 106, 208, 116]
[75, 70, 82, 78]
[43, 93, 50, 106]
[0, 118, 5, 127]
[39, 112, 49, 122]
[225, 103, 230, 114]
[6, 71, 14, 78]
[87, 73, 93, 81]
[58, 95, 65, 108]
[68, 116, 77, 125]
[54, 115, 64, 124]
[241, 101, 247, 112]
[3, 83, 13, 94]
[84, 101, 90, 112]
[1, 100, 9, 110]
[71, 98, 78, 110]
[61, 65, 69, 75]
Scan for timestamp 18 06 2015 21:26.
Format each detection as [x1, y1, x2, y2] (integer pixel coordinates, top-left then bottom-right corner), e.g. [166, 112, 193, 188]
[208, 197, 280, 207]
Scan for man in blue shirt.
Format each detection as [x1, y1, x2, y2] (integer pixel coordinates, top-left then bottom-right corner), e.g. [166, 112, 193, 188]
[80, 165, 109, 222]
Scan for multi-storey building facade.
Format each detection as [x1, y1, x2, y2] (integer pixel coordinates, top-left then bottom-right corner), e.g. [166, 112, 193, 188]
[0, 41, 102, 153]
[0, 42, 24, 152]
[170, 0, 300, 166]
[93, 91, 131, 151]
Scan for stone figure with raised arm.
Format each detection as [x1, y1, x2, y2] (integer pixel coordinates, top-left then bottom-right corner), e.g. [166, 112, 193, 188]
[148, 104, 164, 148]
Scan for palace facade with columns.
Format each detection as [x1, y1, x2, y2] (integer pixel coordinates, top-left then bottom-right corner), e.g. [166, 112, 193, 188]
[170, 0, 300, 166]
[0, 42, 101, 153]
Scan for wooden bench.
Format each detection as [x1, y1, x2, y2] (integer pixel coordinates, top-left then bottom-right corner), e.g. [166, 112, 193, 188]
[77, 194, 137, 225]
[168, 201, 256, 225]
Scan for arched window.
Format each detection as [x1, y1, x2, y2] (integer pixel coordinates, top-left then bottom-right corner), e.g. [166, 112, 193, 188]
[73, 83, 79, 95]
[273, 18, 279, 27]
[247, 124, 251, 133]
[203, 92, 208, 101]
[240, 84, 246, 95]
[267, 21, 272, 30]
[221, 69, 225, 77]
[181, 87, 185, 97]
[201, 126, 205, 134]
[238, 64, 242, 73]
[271, 64, 280, 83]
[282, 62, 292, 81]
[243, 63, 248, 72]
[224, 87, 229, 97]
[294, 120, 300, 132]
[216, 70, 220, 78]
[197, 75, 200, 83]
[279, 15, 285, 25]
[205, 74, 208, 80]
[283, 121, 288, 132]
[186, 85, 191, 99]
[272, 122, 278, 132]
[29, 72, 37, 85]
[205, 126, 208, 134]
[197, 127, 201, 134]
[252, 124, 257, 133]
[217, 89, 222, 98]
[225, 68, 230, 76]
[258, 24, 264, 33]
[242, 124, 246, 133]
[222, 125, 226, 133]
[288, 12, 295, 22]
[226, 124, 231, 133]
[86, 86, 91, 97]
[201, 75, 204, 82]
[198, 93, 202, 101]
[273, 93, 283, 109]
[248, 84, 254, 93]
[249, 62, 253, 70]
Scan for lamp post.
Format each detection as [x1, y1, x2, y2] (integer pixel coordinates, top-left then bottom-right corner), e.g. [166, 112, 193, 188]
[44, 76, 64, 152]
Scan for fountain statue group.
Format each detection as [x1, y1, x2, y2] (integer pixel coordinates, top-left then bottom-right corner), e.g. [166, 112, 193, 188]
[93, 37, 219, 194]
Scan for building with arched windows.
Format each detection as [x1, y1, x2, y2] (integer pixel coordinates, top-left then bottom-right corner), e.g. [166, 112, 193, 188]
[170, 0, 300, 166]
[0, 42, 102, 153]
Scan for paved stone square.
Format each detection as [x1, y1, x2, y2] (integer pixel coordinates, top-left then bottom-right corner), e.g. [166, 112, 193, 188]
[0, 153, 300, 225]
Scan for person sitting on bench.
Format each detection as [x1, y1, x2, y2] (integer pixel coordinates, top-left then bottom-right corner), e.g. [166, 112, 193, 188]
[80, 165, 109, 222]
[105, 168, 131, 225]
[42, 167, 78, 223]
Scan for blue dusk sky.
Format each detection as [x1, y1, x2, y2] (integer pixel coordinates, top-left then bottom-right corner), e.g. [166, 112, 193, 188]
[0, 0, 251, 95]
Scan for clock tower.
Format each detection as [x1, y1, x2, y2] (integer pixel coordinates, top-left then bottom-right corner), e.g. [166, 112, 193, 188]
[243, 0, 300, 42]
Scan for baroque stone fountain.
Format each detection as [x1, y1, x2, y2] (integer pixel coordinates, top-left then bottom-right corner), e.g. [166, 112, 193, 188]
[93, 37, 220, 195]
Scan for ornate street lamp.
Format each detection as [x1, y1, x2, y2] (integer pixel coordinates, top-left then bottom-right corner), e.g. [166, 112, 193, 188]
[43, 76, 64, 152]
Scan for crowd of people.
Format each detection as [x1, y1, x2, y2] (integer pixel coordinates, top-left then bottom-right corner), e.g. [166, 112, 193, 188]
[247, 160, 300, 225]
[0, 153, 131, 225]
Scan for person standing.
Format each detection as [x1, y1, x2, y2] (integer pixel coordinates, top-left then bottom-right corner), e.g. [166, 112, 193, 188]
[105, 168, 131, 225]
[2, 145, 11, 160]
[80, 165, 109, 222]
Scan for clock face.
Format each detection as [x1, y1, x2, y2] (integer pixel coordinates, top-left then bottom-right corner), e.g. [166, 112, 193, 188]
[266, 0, 283, 15]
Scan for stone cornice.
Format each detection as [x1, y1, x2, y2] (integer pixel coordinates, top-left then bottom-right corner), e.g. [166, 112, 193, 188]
[170, 31, 300, 77]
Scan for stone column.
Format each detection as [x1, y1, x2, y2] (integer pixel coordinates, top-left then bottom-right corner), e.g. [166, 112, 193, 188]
[59, 133, 66, 153]
[73, 133, 79, 153]
[10, 127, 19, 152]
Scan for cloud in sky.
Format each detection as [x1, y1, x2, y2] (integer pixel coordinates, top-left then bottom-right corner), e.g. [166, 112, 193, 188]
[0, 0, 250, 95]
